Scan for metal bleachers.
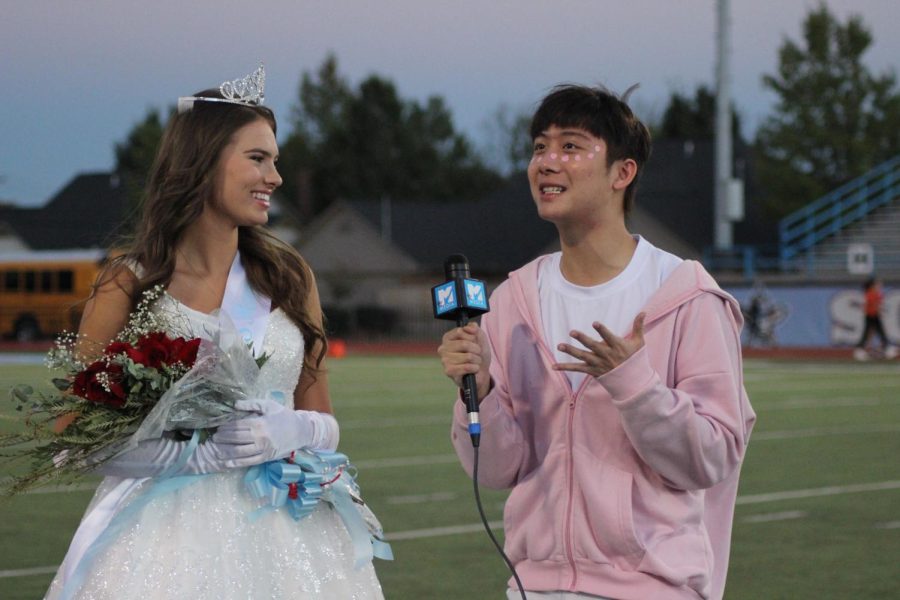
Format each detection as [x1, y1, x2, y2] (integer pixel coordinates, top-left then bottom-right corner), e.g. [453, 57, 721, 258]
[779, 155, 900, 277]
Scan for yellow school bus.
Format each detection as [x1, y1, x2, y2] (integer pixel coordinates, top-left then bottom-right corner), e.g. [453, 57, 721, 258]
[0, 250, 107, 341]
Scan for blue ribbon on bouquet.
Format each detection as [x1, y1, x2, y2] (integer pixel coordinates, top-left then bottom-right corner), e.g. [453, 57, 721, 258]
[244, 449, 393, 568]
[243, 450, 334, 521]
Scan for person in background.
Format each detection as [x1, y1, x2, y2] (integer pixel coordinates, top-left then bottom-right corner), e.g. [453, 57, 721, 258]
[854, 276, 897, 360]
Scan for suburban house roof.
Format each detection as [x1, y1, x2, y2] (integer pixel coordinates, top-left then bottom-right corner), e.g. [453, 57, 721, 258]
[0, 172, 129, 250]
[345, 176, 559, 276]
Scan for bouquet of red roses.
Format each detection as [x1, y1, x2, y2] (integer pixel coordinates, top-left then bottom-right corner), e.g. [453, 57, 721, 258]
[69, 332, 201, 408]
[1, 286, 261, 495]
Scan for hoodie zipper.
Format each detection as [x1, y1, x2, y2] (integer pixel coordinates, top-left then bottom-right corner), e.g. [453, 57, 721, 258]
[565, 374, 595, 590]
[564, 387, 578, 589]
[533, 334, 586, 591]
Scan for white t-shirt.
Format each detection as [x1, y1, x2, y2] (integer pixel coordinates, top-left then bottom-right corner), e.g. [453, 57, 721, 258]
[538, 236, 683, 390]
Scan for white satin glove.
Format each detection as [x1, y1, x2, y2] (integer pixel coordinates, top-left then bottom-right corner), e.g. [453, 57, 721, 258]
[211, 398, 340, 463]
[92, 435, 263, 478]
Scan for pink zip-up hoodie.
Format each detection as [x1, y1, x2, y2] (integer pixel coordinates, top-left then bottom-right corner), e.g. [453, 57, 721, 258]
[451, 257, 755, 600]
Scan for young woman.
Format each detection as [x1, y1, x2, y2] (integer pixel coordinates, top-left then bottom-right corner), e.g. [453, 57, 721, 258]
[45, 66, 385, 599]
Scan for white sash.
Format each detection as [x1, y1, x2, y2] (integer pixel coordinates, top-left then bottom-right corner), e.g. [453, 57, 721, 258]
[220, 251, 272, 357]
[59, 478, 147, 586]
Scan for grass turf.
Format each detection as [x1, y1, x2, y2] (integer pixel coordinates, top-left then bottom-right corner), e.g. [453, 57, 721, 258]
[1, 356, 899, 599]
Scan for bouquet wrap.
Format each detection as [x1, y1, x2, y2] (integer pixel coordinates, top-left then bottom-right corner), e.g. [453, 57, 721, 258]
[115, 311, 265, 456]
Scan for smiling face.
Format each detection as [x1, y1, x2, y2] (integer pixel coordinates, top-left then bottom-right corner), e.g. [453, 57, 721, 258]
[209, 118, 282, 227]
[527, 125, 632, 228]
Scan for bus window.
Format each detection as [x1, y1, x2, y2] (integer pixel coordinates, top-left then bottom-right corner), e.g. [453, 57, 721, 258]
[0, 251, 106, 339]
[41, 270, 54, 293]
[58, 270, 74, 293]
[5, 271, 20, 292]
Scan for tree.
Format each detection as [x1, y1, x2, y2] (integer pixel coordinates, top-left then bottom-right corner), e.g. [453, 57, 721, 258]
[657, 85, 744, 143]
[481, 104, 533, 176]
[114, 109, 167, 219]
[755, 3, 900, 217]
[279, 54, 501, 215]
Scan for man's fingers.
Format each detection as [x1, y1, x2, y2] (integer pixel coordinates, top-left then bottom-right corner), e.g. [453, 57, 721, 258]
[631, 313, 646, 341]
[590, 322, 623, 347]
[569, 329, 608, 353]
[557, 342, 598, 364]
[443, 323, 480, 342]
[553, 362, 595, 374]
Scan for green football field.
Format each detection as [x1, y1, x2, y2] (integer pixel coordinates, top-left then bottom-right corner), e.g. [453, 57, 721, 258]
[1, 355, 899, 599]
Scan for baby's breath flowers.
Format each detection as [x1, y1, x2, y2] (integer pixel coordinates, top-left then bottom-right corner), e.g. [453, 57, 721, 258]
[119, 285, 170, 341]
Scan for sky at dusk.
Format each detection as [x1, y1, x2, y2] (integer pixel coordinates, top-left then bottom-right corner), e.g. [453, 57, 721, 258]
[2, 0, 898, 207]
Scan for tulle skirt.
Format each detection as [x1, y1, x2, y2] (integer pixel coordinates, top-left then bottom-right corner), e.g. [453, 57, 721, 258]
[45, 470, 384, 599]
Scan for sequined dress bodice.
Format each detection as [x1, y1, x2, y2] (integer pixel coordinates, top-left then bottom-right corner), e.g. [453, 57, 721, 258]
[156, 294, 305, 403]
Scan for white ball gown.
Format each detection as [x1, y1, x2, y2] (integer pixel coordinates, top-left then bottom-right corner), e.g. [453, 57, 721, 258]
[45, 297, 385, 599]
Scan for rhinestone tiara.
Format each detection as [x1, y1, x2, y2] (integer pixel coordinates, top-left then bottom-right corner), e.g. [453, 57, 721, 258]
[177, 63, 266, 114]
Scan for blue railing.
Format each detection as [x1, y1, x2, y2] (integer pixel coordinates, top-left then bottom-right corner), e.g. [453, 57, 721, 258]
[779, 155, 900, 263]
[703, 244, 782, 280]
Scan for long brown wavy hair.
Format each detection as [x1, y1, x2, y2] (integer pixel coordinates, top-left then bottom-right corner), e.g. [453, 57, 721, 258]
[104, 89, 327, 371]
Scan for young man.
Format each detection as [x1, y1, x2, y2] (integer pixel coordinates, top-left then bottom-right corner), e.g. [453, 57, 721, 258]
[438, 85, 755, 600]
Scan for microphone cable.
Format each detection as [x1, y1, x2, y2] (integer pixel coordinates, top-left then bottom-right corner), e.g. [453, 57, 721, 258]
[433, 255, 525, 598]
[472, 443, 527, 600]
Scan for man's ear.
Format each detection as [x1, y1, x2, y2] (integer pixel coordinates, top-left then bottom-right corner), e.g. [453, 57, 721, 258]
[611, 158, 638, 191]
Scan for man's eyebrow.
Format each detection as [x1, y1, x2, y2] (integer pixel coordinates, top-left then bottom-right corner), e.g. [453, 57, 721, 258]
[535, 129, 592, 140]
[558, 130, 592, 139]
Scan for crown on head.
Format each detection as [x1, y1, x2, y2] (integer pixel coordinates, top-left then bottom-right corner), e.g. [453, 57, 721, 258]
[177, 63, 266, 114]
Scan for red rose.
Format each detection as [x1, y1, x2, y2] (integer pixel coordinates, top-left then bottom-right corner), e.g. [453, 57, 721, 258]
[72, 360, 127, 407]
[170, 337, 201, 367]
[135, 332, 171, 369]
[105, 341, 130, 355]
[105, 340, 146, 365]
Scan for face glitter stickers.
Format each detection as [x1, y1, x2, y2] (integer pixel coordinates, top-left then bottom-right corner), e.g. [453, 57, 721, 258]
[529, 131, 605, 166]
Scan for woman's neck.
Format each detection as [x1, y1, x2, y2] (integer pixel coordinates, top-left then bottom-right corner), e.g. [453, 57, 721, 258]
[176, 220, 239, 277]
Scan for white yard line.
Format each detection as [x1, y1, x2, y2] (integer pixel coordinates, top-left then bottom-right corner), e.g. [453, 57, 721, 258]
[752, 423, 900, 440]
[386, 521, 503, 541]
[353, 454, 460, 469]
[744, 362, 900, 375]
[388, 491, 459, 504]
[735, 480, 900, 504]
[341, 415, 449, 429]
[746, 380, 900, 393]
[741, 510, 808, 523]
[386, 480, 900, 508]
[0, 354, 45, 365]
[754, 397, 884, 411]
[0, 566, 58, 578]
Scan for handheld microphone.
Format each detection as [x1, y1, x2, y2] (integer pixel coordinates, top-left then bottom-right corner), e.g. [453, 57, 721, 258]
[432, 254, 489, 447]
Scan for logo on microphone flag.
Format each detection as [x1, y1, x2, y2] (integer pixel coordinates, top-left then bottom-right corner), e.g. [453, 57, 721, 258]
[434, 282, 457, 315]
[464, 279, 487, 310]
